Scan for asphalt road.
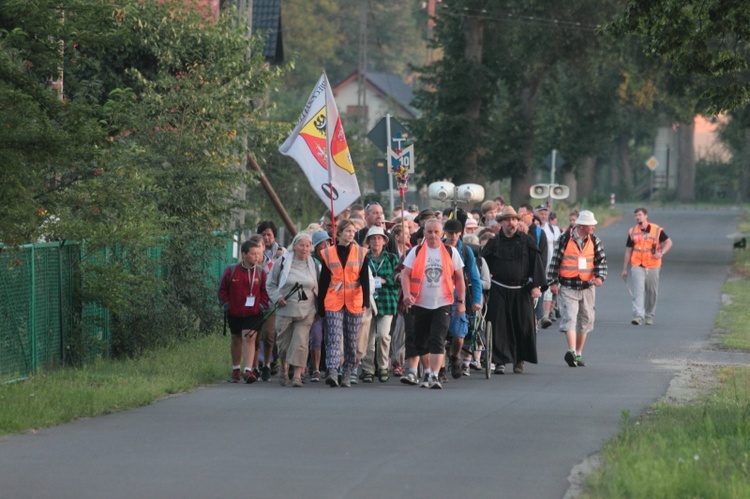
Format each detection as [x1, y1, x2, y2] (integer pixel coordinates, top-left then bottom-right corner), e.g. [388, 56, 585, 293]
[0, 207, 742, 499]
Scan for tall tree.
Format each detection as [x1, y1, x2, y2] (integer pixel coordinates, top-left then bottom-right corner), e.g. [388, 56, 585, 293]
[610, 0, 750, 114]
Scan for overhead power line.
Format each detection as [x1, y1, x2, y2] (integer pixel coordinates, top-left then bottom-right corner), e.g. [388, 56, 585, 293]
[438, 5, 604, 32]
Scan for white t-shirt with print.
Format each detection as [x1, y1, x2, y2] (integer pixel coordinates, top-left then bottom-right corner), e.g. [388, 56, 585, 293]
[403, 245, 464, 310]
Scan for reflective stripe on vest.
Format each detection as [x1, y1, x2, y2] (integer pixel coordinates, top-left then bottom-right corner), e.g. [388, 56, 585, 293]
[629, 224, 662, 268]
[321, 244, 365, 313]
[559, 236, 594, 282]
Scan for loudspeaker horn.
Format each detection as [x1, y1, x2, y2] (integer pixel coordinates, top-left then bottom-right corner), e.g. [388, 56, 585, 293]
[529, 184, 549, 199]
[455, 183, 485, 203]
[550, 184, 570, 199]
[428, 181, 456, 202]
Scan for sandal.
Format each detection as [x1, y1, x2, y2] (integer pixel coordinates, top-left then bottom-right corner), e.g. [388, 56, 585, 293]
[291, 377, 303, 387]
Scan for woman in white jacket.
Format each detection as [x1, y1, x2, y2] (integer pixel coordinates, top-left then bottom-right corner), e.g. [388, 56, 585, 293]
[266, 232, 319, 387]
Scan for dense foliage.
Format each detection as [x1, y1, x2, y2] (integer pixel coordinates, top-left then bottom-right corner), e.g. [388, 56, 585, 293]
[1, 0, 283, 356]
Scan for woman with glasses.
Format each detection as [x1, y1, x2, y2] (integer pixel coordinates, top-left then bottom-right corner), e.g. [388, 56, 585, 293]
[317, 220, 371, 387]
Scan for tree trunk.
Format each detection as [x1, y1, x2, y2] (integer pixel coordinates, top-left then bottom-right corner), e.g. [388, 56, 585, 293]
[738, 130, 750, 202]
[510, 166, 531, 208]
[618, 134, 633, 194]
[455, 13, 485, 187]
[562, 170, 577, 205]
[676, 122, 695, 202]
[577, 156, 597, 201]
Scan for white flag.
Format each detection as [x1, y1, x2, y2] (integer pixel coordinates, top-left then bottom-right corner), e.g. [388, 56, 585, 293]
[279, 73, 360, 217]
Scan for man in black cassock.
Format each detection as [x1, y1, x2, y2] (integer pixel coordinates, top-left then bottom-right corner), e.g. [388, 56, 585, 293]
[481, 206, 546, 374]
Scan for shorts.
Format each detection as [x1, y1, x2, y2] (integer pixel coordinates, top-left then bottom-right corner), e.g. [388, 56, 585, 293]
[558, 286, 596, 335]
[405, 305, 451, 357]
[227, 314, 264, 337]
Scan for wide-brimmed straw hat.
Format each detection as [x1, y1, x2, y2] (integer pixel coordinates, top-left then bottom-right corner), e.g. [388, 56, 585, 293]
[495, 206, 521, 221]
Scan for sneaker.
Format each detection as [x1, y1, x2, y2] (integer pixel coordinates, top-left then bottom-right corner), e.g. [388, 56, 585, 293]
[279, 367, 288, 386]
[513, 361, 524, 374]
[470, 361, 482, 371]
[270, 362, 279, 376]
[462, 364, 471, 377]
[550, 314, 557, 322]
[325, 369, 339, 387]
[450, 356, 462, 379]
[261, 365, 271, 381]
[429, 375, 442, 389]
[631, 317, 643, 326]
[645, 318, 654, 325]
[400, 372, 418, 385]
[439, 367, 448, 383]
[540, 317, 552, 329]
[340, 369, 352, 388]
[362, 371, 374, 383]
[310, 370, 321, 382]
[575, 355, 586, 367]
[494, 364, 506, 375]
[349, 373, 359, 385]
[229, 368, 241, 383]
[377, 369, 389, 383]
[291, 377, 303, 387]
[252, 367, 261, 379]
[420, 373, 432, 388]
[564, 351, 578, 367]
[243, 370, 257, 384]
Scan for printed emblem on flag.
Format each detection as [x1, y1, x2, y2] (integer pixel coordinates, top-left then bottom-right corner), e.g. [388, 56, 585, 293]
[299, 108, 355, 174]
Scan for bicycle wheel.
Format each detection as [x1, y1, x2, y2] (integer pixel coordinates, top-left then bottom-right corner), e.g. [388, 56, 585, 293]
[485, 321, 492, 379]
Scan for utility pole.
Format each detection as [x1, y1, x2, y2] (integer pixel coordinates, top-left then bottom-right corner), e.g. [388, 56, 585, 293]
[357, 0, 369, 196]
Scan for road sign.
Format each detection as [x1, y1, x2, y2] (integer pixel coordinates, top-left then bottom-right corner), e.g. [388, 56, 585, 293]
[388, 144, 415, 173]
[645, 156, 659, 171]
[368, 116, 410, 153]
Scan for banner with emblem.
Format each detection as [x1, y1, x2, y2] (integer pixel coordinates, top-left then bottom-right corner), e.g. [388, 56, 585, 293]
[279, 73, 360, 217]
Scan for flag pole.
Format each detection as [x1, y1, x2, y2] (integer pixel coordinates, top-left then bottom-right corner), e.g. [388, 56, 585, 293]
[324, 71, 337, 246]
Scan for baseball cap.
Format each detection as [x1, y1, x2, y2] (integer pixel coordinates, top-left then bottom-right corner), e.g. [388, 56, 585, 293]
[464, 218, 478, 228]
[443, 218, 463, 233]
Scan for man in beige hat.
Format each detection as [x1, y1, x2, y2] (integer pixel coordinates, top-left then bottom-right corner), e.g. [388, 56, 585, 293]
[547, 210, 608, 368]
[481, 206, 546, 374]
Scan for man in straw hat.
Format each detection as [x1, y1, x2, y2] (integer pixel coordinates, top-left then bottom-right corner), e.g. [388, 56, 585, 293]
[481, 206, 546, 374]
[547, 210, 608, 368]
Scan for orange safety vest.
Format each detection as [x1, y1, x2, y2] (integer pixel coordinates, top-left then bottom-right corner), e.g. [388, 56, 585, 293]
[409, 243, 455, 302]
[321, 244, 365, 313]
[628, 224, 663, 268]
[560, 236, 595, 282]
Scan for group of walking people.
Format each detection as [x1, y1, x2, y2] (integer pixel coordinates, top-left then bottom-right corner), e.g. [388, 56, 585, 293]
[218, 199, 672, 388]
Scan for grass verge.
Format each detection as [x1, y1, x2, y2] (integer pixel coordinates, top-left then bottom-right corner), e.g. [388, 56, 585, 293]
[0, 334, 227, 437]
[583, 208, 750, 498]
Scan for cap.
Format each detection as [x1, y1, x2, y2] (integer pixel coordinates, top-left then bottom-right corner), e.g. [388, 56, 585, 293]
[464, 218, 478, 228]
[535, 204, 549, 212]
[443, 219, 463, 233]
[576, 210, 598, 226]
[312, 230, 331, 248]
[416, 208, 437, 223]
[365, 226, 386, 241]
[407, 204, 420, 212]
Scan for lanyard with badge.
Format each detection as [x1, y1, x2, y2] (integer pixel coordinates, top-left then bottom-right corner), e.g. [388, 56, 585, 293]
[245, 266, 257, 307]
[369, 256, 384, 297]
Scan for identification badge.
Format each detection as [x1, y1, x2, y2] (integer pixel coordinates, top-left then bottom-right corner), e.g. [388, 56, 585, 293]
[373, 278, 382, 289]
[245, 296, 256, 307]
[578, 257, 588, 271]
